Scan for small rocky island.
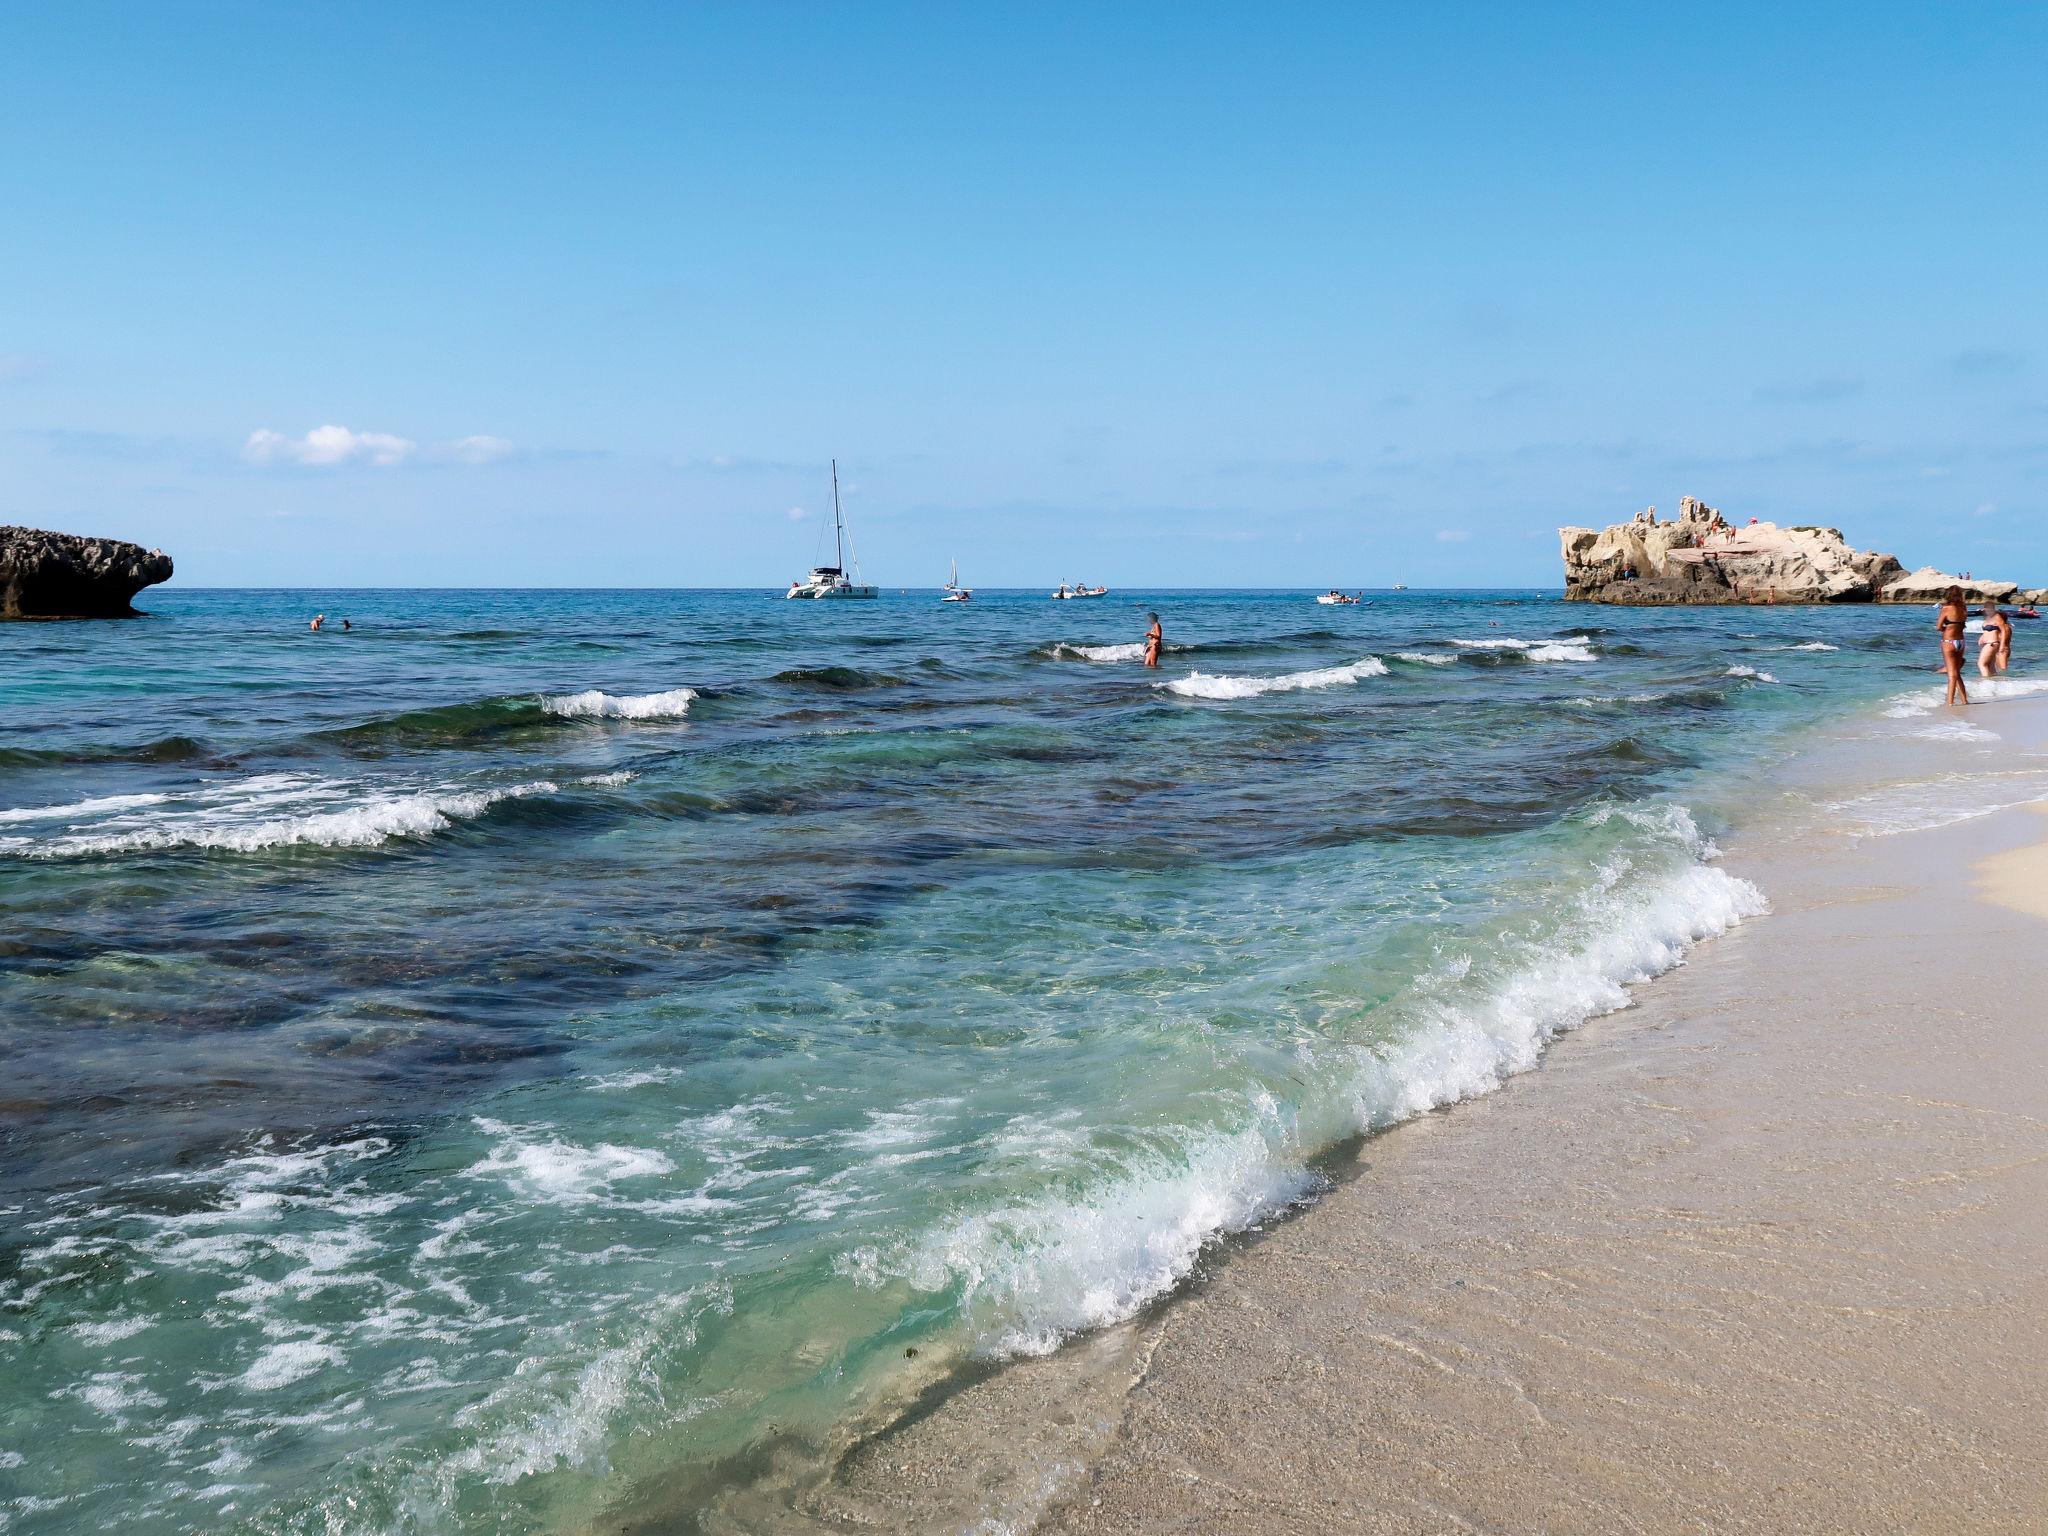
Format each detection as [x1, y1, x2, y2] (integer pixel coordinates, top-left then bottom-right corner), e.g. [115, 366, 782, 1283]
[1561, 498, 2037, 605]
[1, 525, 175, 618]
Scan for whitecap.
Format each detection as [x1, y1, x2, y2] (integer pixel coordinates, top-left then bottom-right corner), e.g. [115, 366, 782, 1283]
[4, 776, 556, 858]
[1724, 665, 1782, 683]
[466, 1119, 675, 1204]
[0, 792, 170, 824]
[1052, 642, 1146, 663]
[1778, 641, 1839, 652]
[240, 1340, 342, 1391]
[1162, 657, 1389, 700]
[542, 688, 697, 720]
[1449, 635, 1596, 662]
[1394, 651, 1457, 666]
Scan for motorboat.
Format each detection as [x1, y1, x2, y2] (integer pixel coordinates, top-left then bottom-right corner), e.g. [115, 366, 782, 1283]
[942, 560, 971, 602]
[786, 460, 879, 599]
[1315, 590, 1360, 605]
[1051, 583, 1108, 599]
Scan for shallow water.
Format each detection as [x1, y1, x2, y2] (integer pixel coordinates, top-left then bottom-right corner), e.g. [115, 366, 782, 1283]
[0, 588, 1997, 1532]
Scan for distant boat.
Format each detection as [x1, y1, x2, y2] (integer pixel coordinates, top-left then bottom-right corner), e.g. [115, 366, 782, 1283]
[1051, 582, 1108, 599]
[786, 461, 879, 600]
[1391, 583, 1408, 591]
[1314, 590, 1361, 605]
[942, 560, 971, 602]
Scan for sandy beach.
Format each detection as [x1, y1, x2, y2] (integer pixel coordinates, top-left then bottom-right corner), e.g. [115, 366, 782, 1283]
[725, 699, 2048, 1536]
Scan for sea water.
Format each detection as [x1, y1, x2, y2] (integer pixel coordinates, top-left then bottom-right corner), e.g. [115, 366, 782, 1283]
[0, 589, 2006, 1532]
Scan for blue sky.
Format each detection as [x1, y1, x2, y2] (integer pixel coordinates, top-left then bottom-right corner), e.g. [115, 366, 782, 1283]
[2, 2, 2043, 587]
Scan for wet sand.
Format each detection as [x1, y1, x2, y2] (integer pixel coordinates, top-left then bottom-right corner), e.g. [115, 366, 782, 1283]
[732, 710, 2048, 1535]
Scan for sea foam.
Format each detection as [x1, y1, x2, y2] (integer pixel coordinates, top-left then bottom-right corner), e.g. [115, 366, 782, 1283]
[1, 773, 556, 858]
[1162, 657, 1389, 700]
[542, 688, 697, 719]
[1884, 676, 2048, 717]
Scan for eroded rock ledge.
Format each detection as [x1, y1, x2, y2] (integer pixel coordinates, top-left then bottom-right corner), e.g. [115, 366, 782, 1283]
[1560, 497, 1916, 605]
[1, 525, 174, 618]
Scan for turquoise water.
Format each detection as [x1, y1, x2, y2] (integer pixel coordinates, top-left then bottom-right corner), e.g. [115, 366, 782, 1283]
[0, 590, 1962, 1531]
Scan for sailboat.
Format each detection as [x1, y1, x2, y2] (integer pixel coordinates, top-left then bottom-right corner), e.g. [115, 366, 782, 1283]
[941, 560, 971, 602]
[785, 461, 879, 599]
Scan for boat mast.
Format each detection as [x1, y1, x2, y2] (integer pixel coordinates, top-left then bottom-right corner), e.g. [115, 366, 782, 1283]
[831, 459, 845, 572]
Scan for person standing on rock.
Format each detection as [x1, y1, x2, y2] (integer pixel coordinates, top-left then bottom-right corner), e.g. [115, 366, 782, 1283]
[1938, 586, 1970, 705]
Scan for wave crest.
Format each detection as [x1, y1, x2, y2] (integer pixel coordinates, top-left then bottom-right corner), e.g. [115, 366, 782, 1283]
[1161, 657, 1390, 700]
[542, 688, 697, 720]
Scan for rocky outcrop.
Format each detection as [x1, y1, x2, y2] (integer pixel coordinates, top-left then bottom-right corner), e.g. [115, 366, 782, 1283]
[1560, 497, 1904, 604]
[1, 526, 174, 618]
[1875, 566, 2020, 604]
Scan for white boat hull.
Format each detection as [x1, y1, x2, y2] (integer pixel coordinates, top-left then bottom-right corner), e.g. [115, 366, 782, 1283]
[787, 583, 878, 600]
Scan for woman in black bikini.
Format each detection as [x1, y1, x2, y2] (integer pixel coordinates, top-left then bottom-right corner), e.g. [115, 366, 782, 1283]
[1937, 585, 1969, 706]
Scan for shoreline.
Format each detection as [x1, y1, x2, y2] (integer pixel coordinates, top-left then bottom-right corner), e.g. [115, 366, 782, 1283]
[701, 697, 2048, 1534]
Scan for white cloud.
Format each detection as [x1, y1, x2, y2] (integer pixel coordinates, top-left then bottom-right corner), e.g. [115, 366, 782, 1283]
[786, 505, 808, 521]
[448, 434, 514, 465]
[244, 424, 416, 467]
[1436, 528, 1472, 542]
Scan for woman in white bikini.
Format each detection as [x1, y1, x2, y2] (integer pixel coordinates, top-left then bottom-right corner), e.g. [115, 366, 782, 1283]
[1938, 586, 1969, 705]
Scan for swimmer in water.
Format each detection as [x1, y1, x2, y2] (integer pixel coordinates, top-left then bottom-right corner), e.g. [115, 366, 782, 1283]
[341, 618, 352, 632]
[1143, 612, 1163, 669]
[309, 614, 324, 632]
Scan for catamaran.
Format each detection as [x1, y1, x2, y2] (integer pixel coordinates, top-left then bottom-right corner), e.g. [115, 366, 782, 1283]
[786, 461, 879, 600]
[941, 560, 971, 602]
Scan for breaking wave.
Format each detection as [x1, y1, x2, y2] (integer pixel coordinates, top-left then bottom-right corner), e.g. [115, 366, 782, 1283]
[1049, 641, 1146, 663]
[0, 773, 563, 858]
[542, 688, 697, 720]
[1161, 657, 1391, 700]
[853, 802, 1765, 1356]
[1449, 635, 1597, 663]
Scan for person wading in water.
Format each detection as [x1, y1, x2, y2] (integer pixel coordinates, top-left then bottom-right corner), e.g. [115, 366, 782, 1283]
[1937, 585, 1970, 705]
[1143, 612, 1164, 669]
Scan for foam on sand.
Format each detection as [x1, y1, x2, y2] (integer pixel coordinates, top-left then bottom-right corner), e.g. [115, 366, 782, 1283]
[542, 687, 697, 719]
[1162, 657, 1389, 700]
[0, 772, 558, 858]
